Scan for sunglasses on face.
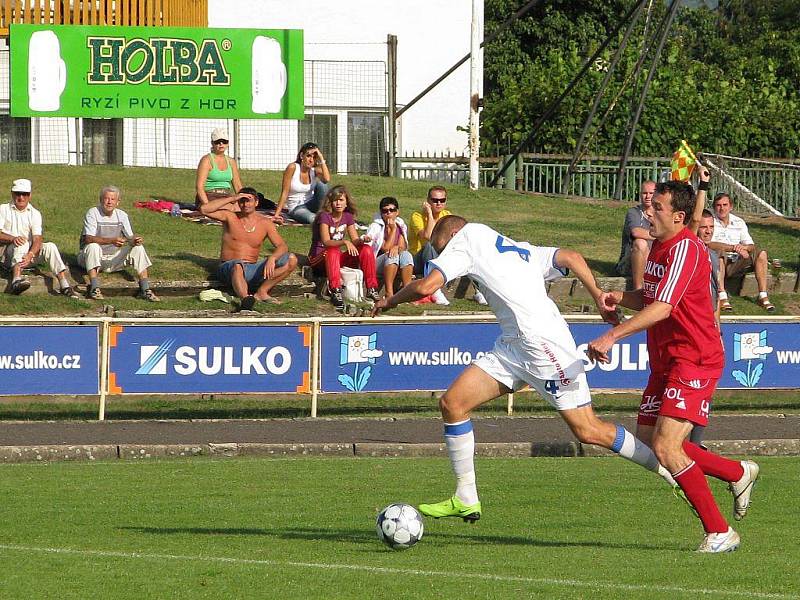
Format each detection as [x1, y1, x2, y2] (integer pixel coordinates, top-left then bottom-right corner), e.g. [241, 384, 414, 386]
[429, 197, 447, 204]
[213, 139, 229, 145]
[381, 207, 398, 214]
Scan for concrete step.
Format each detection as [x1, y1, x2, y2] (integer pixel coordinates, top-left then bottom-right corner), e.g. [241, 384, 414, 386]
[4, 269, 797, 300]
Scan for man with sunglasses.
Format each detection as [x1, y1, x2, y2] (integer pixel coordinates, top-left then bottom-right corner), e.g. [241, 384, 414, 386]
[409, 186, 451, 305]
[365, 196, 413, 297]
[200, 187, 297, 310]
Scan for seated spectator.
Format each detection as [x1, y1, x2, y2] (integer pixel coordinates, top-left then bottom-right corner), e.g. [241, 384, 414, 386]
[195, 128, 242, 209]
[686, 167, 721, 325]
[308, 185, 379, 308]
[273, 142, 331, 225]
[365, 197, 413, 298]
[709, 192, 774, 312]
[78, 185, 160, 302]
[0, 178, 79, 298]
[409, 185, 450, 305]
[200, 187, 298, 310]
[615, 180, 655, 289]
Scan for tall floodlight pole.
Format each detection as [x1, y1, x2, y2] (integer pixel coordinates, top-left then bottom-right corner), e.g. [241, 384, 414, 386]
[469, 0, 483, 190]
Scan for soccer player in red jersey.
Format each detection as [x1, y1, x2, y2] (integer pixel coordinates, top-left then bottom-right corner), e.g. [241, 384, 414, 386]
[588, 181, 759, 553]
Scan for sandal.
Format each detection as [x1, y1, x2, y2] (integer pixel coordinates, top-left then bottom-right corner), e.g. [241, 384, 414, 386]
[757, 296, 776, 312]
[720, 299, 733, 312]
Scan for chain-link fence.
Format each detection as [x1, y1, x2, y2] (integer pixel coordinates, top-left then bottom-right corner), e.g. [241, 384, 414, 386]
[0, 40, 389, 175]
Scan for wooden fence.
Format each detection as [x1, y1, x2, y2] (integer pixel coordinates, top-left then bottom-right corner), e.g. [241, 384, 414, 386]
[0, 0, 207, 34]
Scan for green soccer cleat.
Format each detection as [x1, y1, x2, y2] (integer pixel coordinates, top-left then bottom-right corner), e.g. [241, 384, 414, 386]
[418, 495, 481, 523]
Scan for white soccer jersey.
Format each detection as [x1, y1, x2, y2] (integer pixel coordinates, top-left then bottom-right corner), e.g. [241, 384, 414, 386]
[429, 223, 574, 345]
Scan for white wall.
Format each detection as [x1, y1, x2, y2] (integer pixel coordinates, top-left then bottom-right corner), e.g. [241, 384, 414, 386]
[208, 0, 483, 155]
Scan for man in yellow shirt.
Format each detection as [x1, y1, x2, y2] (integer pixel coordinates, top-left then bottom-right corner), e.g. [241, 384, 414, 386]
[408, 186, 452, 305]
[410, 186, 451, 273]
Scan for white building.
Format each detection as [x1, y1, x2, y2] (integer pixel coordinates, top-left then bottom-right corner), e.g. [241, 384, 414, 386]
[0, 0, 482, 173]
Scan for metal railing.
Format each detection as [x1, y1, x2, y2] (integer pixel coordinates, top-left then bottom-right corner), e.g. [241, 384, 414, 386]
[398, 152, 800, 215]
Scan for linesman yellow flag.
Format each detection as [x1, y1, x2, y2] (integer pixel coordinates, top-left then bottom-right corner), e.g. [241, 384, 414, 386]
[671, 140, 697, 182]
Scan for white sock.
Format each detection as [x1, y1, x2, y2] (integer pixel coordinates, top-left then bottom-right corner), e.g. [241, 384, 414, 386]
[58, 277, 70, 290]
[718, 291, 728, 300]
[611, 424, 675, 485]
[758, 291, 768, 299]
[432, 289, 450, 305]
[444, 419, 478, 505]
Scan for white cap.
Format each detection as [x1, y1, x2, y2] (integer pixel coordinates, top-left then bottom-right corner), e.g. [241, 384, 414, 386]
[211, 128, 229, 142]
[11, 179, 32, 193]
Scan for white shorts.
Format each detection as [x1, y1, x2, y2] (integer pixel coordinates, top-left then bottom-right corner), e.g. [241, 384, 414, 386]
[473, 336, 591, 411]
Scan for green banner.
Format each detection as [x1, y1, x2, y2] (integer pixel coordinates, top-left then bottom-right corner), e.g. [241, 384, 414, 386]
[10, 24, 303, 119]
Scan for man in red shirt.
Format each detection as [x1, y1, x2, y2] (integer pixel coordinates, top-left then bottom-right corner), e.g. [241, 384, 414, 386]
[588, 181, 759, 553]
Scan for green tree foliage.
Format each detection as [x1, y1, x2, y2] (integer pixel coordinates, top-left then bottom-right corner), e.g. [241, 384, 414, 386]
[482, 0, 800, 158]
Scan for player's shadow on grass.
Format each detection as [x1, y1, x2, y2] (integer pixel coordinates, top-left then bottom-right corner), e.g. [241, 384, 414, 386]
[119, 526, 377, 545]
[119, 526, 679, 551]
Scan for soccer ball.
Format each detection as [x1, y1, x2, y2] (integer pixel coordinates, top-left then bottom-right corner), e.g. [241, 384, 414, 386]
[376, 503, 424, 550]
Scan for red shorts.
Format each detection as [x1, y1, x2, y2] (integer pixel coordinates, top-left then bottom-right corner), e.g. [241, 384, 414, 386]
[637, 371, 717, 427]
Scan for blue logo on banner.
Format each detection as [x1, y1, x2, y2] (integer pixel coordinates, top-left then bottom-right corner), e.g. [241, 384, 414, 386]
[730, 330, 773, 388]
[337, 333, 383, 392]
[135, 338, 176, 375]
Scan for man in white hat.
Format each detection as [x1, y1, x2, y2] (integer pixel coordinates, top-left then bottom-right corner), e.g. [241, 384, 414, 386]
[0, 178, 79, 297]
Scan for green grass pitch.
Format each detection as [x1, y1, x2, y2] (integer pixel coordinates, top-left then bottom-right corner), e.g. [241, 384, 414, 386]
[0, 456, 797, 599]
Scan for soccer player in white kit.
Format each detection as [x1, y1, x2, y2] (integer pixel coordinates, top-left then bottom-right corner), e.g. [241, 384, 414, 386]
[372, 215, 671, 522]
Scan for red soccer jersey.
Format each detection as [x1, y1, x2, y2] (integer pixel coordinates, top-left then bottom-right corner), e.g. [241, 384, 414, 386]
[642, 227, 724, 378]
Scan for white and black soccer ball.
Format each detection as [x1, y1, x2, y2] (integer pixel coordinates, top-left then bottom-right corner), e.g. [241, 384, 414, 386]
[376, 503, 424, 550]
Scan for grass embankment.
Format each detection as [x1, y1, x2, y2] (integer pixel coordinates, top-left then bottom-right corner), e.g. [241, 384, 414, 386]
[0, 163, 800, 314]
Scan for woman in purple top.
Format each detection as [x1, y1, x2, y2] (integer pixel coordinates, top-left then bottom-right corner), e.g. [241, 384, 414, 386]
[308, 185, 379, 308]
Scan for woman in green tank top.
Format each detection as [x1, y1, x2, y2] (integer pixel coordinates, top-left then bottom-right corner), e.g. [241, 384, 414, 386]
[195, 127, 243, 208]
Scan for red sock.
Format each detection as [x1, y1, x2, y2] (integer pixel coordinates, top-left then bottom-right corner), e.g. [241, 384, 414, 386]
[682, 441, 744, 482]
[673, 461, 728, 533]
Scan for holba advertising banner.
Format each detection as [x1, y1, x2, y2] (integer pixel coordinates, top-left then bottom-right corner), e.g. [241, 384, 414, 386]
[10, 24, 303, 118]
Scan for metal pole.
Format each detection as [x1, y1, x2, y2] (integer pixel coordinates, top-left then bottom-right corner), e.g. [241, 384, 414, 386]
[98, 319, 109, 421]
[468, 0, 482, 190]
[396, 0, 544, 120]
[489, 0, 647, 189]
[387, 34, 398, 177]
[614, 0, 680, 200]
[310, 319, 321, 418]
[561, 0, 645, 194]
[232, 118, 241, 163]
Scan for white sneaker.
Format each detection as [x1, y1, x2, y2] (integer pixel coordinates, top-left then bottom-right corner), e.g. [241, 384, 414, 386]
[473, 291, 488, 305]
[729, 460, 759, 521]
[432, 289, 450, 306]
[697, 526, 740, 553]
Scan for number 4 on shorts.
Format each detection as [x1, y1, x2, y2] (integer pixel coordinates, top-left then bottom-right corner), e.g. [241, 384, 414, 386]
[544, 380, 559, 395]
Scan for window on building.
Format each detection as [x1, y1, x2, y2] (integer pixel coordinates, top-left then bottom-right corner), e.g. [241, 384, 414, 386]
[82, 118, 123, 165]
[299, 114, 337, 172]
[0, 116, 31, 162]
[347, 112, 385, 175]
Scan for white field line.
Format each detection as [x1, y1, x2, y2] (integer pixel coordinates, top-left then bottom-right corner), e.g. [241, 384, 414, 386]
[0, 543, 796, 599]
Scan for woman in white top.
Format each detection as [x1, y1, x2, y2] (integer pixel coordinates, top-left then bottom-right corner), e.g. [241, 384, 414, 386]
[273, 142, 331, 224]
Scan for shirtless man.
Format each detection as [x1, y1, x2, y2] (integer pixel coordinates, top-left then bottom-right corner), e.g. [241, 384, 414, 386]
[200, 187, 297, 310]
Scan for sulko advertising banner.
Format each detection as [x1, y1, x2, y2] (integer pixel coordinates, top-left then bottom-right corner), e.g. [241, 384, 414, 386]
[320, 321, 800, 393]
[10, 24, 303, 119]
[0, 326, 99, 395]
[108, 325, 311, 394]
